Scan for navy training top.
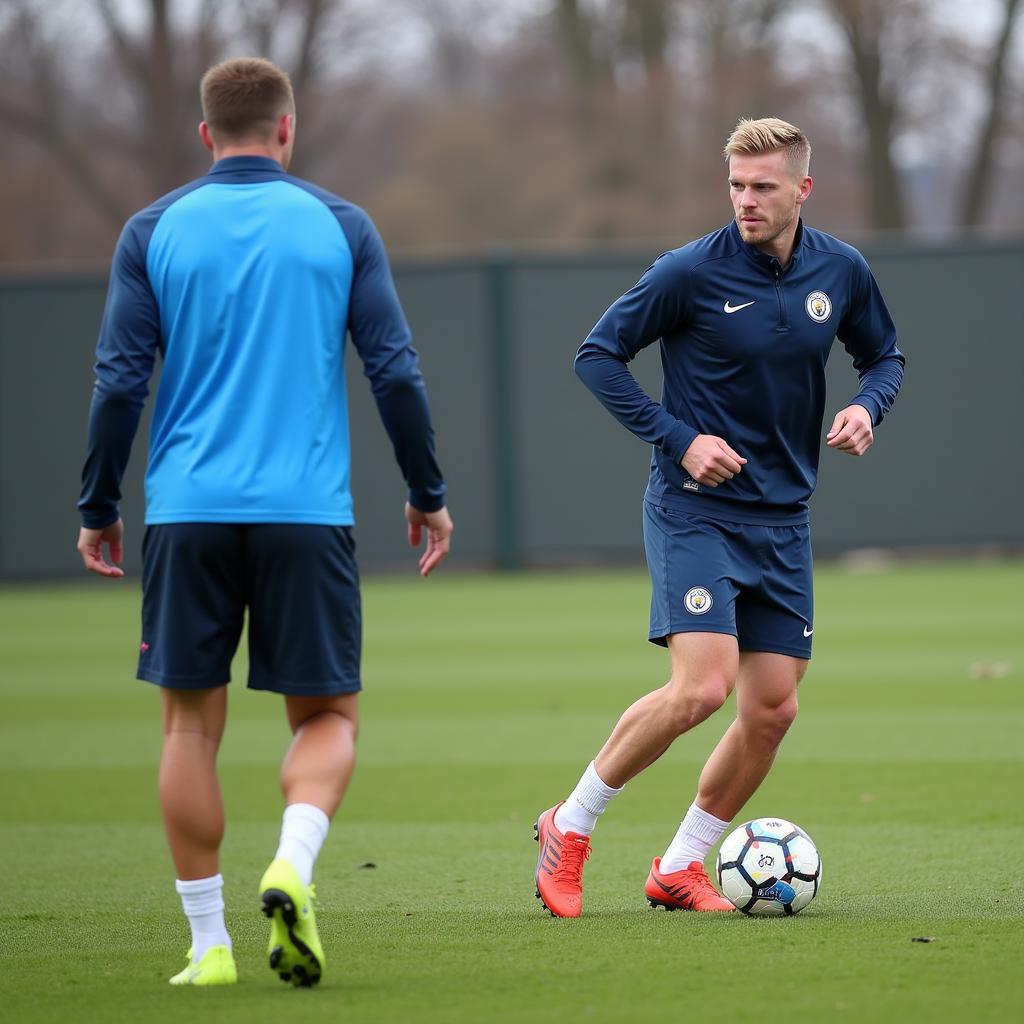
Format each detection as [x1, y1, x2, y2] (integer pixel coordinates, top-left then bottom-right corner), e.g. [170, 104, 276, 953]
[575, 220, 905, 525]
[79, 155, 445, 529]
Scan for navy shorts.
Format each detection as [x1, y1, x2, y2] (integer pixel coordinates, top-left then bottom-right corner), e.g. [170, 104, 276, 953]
[643, 501, 813, 659]
[138, 523, 362, 695]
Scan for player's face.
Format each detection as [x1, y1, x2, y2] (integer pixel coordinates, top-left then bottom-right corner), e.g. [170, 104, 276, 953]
[728, 151, 812, 252]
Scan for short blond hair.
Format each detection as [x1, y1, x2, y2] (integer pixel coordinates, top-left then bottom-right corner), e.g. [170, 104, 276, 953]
[724, 117, 811, 177]
[201, 57, 294, 143]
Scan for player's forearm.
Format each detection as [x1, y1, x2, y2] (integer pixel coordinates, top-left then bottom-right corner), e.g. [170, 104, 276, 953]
[850, 350, 906, 426]
[373, 377, 446, 512]
[574, 347, 699, 461]
[78, 390, 145, 528]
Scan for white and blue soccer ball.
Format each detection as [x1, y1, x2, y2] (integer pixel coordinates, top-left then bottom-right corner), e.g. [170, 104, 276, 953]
[716, 817, 821, 916]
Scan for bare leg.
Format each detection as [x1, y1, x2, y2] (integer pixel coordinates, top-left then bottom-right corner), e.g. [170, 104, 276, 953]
[280, 693, 359, 816]
[594, 633, 739, 789]
[159, 686, 228, 880]
[695, 651, 805, 821]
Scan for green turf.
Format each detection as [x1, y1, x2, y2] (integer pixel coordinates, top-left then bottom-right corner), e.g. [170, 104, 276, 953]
[2, 559, 1022, 1022]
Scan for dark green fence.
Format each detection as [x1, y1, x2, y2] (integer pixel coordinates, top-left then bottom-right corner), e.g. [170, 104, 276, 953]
[1, 239, 1020, 578]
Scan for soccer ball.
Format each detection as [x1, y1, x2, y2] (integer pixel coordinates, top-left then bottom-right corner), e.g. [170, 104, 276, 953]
[716, 817, 821, 916]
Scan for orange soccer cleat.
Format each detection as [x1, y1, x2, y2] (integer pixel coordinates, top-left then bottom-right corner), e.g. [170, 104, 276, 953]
[645, 857, 735, 912]
[534, 802, 592, 918]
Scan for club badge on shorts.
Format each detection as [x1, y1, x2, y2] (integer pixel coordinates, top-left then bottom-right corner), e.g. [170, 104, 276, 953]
[684, 587, 713, 615]
[805, 290, 832, 322]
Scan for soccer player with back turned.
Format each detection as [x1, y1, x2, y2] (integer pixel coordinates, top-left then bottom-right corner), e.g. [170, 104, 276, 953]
[535, 118, 904, 917]
[77, 58, 453, 985]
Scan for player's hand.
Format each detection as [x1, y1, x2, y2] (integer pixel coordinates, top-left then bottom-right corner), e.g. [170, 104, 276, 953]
[826, 404, 873, 456]
[405, 503, 454, 577]
[681, 435, 747, 487]
[77, 520, 125, 578]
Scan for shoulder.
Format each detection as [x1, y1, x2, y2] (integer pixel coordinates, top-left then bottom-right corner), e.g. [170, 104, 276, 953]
[280, 175, 379, 250]
[643, 224, 740, 286]
[666, 223, 741, 273]
[801, 225, 870, 273]
[124, 177, 212, 245]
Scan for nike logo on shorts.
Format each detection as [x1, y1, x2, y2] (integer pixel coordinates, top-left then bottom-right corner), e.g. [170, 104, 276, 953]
[803, 625, 813, 637]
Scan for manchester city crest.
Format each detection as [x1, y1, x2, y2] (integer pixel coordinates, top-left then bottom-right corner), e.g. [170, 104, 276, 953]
[805, 290, 832, 322]
[684, 587, 713, 615]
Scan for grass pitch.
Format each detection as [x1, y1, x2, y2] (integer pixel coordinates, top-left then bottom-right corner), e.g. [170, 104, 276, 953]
[2, 559, 1022, 1022]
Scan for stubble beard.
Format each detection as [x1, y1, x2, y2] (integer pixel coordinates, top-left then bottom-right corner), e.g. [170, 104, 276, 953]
[736, 208, 795, 249]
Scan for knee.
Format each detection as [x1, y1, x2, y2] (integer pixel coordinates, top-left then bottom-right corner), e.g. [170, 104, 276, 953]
[297, 707, 359, 741]
[161, 688, 226, 742]
[287, 694, 359, 737]
[664, 676, 731, 734]
[747, 695, 799, 745]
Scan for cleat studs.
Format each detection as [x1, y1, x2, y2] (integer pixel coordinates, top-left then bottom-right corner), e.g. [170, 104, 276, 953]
[646, 899, 676, 912]
[269, 947, 282, 968]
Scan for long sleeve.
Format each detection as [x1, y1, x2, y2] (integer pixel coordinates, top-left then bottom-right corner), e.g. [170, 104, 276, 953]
[574, 252, 700, 464]
[838, 256, 906, 426]
[347, 215, 445, 512]
[78, 221, 160, 528]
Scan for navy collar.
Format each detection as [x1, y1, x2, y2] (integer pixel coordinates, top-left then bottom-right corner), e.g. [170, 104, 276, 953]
[729, 218, 805, 275]
[208, 155, 285, 175]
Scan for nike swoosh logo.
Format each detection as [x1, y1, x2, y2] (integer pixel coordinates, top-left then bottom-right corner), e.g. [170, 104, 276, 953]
[803, 626, 814, 637]
[723, 300, 755, 313]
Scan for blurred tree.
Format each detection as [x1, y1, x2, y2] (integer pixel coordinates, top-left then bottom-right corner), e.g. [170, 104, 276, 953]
[822, 0, 911, 230]
[623, 0, 672, 180]
[0, 1, 135, 228]
[555, 0, 612, 135]
[0, 0, 1020, 262]
[0, 0, 359, 230]
[93, 0, 211, 194]
[960, 0, 1022, 226]
[402, 0, 489, 96]
[817, 0, 1023, 231]
[686, 0, 794, 132]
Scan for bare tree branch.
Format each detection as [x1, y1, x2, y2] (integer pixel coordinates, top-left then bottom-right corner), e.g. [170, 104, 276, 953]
[94, 0, 148, 88]
[826, 0, 906, 229]
[960, 0, 1022, 226]
[1, 5, 130, 224]
[0, 97, 129, 225]
[293, 0, 332, 102]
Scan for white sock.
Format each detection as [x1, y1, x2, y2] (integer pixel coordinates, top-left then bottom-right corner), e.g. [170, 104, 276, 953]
[275, 803, 330, 886]
[660, 803, 730, 873]
[554, 761, 623, 836]
[175, 874, 231, 960]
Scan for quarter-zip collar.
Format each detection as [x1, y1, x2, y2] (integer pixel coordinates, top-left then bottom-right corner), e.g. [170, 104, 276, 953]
[730, 218, 805, 278]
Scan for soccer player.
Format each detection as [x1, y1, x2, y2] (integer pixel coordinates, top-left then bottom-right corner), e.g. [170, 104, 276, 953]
[76, 58, 453, 986]
[534, 117, 904, 917]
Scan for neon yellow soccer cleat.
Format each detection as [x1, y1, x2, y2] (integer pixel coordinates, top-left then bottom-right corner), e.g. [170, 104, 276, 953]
[259, 858, 325, 988]
[168, 944, 238, 986]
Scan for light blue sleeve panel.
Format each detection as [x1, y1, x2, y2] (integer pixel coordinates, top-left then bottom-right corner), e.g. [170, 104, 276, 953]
[144, 179, 356, 524]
